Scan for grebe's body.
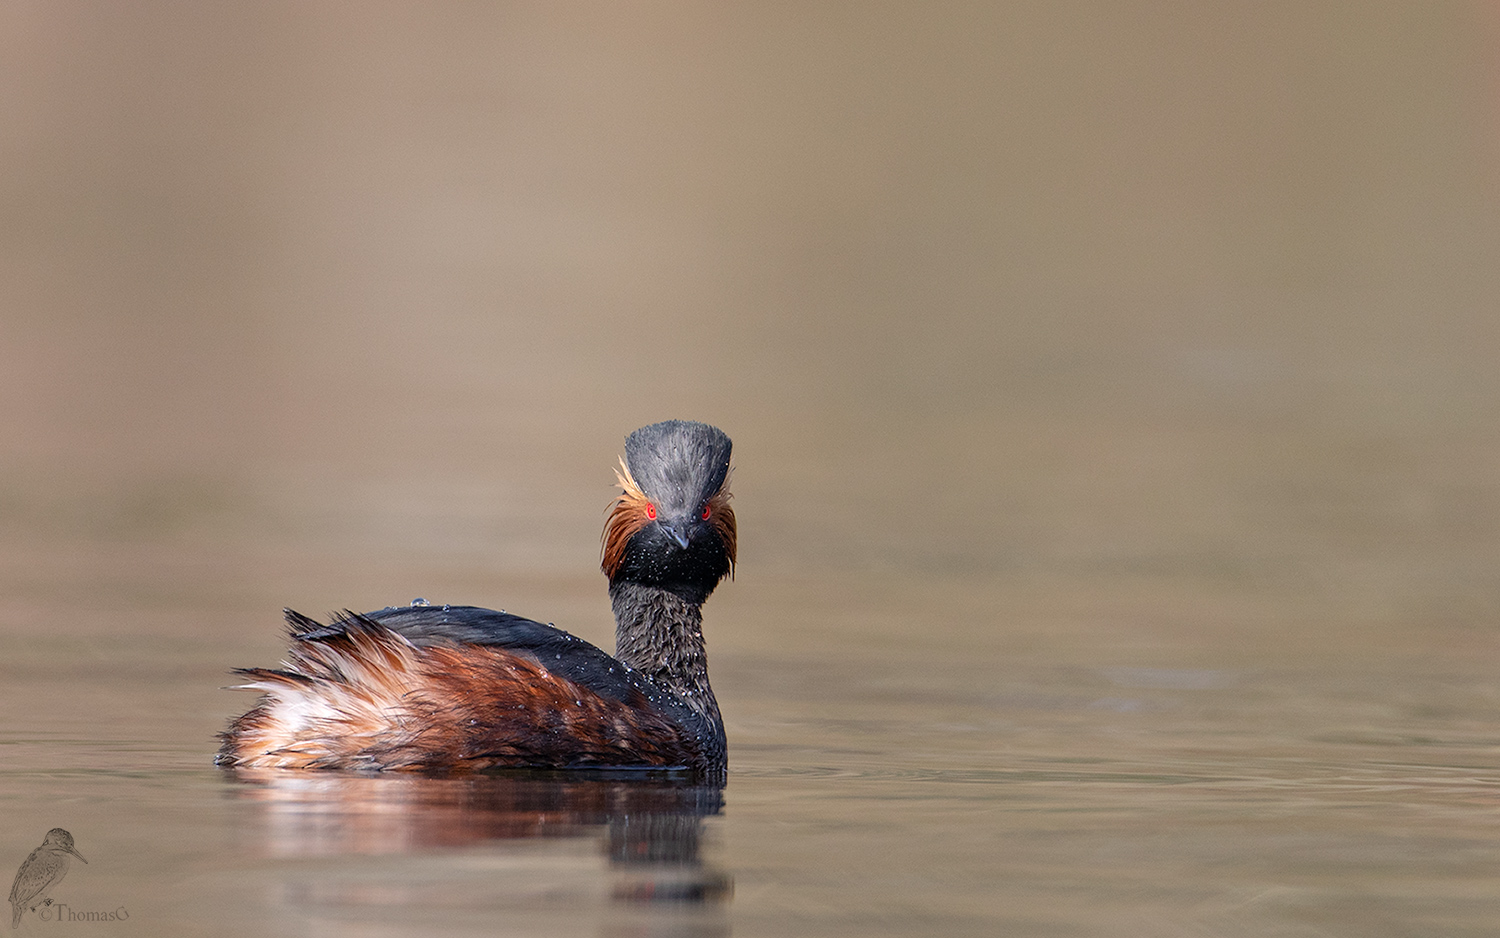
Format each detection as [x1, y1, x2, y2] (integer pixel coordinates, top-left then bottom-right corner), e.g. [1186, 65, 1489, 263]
[218, 420, 735, 775]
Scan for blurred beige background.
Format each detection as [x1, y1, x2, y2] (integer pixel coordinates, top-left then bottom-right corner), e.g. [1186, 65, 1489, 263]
[2, 2, 1498, 669]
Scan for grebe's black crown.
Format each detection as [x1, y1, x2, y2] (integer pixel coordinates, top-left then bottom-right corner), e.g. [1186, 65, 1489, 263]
[624, 420, 732, 514]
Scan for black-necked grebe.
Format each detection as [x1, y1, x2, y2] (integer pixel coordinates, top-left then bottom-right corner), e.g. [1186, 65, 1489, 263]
[217, 420, 735, 775]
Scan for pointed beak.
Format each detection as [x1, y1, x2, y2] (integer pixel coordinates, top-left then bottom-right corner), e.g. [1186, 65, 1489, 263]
[658, 521, 691, 550]
[69, 848, 86, 863]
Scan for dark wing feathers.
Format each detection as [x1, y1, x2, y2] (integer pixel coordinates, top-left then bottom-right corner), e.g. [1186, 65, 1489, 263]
[283, 608, 328, 636]
[303, 605, 713, 740]
[359, 605, 580, 651]
[230, 666, 315, 686]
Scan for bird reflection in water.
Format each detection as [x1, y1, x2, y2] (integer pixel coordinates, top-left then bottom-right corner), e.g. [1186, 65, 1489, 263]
[224, 767, 731, 930]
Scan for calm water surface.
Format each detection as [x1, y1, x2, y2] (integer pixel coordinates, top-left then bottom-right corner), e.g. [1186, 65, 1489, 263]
[3, 3, 1500, 936]
[2, 516, 1498, 936]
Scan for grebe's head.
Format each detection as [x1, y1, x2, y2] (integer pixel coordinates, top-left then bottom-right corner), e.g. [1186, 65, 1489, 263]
[602, 420, 735, 601]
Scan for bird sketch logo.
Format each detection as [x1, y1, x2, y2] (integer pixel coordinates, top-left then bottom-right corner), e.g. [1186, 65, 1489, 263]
[8, 829, 86, 928]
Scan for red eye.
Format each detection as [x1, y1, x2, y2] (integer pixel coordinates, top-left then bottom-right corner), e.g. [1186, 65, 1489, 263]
[646, 503, 656, 519]
[701, 505, 711, 520]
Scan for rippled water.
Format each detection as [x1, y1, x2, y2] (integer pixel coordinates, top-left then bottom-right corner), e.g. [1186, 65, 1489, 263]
[5, 548, 1500, 935]
[4, 3, 1500, 936]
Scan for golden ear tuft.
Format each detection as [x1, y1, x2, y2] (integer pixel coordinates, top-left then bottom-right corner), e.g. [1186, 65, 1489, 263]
[602, 457, 655, 578]
[707, 470, 736, 579]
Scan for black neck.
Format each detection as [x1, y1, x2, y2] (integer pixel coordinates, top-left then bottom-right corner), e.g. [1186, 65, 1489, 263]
[610, 580, 721, 730]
